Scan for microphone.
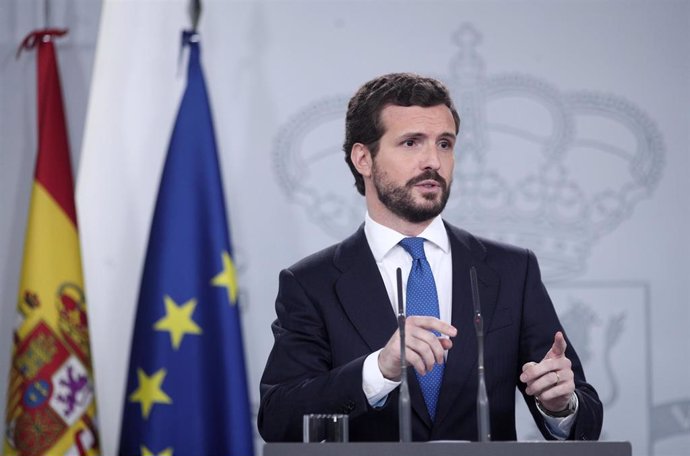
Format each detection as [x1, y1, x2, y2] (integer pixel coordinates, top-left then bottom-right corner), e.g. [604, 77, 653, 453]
[470, 266, 491, 442]
[396, 267, 411, 442]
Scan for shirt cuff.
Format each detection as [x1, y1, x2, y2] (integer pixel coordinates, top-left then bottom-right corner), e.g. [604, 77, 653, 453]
[538, 393, 579, 439]
[362, 349, 401, 407]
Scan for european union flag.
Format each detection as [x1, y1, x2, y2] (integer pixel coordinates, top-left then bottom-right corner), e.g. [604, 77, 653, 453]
[119, 31, 254, 456]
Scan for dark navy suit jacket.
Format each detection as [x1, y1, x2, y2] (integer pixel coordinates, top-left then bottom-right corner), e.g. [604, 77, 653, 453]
[258, 222, 603, 442]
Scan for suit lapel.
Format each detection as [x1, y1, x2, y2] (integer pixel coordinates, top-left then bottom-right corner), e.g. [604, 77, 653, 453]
[333, 226, 433, 429]
[333, 227, 397, 354]
[434, 224, 500, 428]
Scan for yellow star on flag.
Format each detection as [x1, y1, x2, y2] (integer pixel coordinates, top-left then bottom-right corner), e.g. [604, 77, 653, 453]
[154, 296, 202, 349]
[211, 250, 238, 305]
[141, 445, 173, 456]
[129, 368, 172, 419]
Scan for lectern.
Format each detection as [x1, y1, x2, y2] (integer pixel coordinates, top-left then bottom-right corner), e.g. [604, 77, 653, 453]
[264, 441, 631, 456]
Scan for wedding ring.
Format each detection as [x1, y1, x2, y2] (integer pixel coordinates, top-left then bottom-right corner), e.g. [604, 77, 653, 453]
[553, 372, 560, 386]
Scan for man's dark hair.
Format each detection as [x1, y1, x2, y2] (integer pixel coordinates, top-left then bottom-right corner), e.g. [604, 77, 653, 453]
[343, 73, 460, 195]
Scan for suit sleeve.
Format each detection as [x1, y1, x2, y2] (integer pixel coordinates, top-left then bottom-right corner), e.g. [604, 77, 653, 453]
[518, 250, 603, 441]
[258, 268, 372, 442]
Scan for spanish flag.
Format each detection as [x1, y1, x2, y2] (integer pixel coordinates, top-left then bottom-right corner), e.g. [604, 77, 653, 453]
[3, 30, 100, 456]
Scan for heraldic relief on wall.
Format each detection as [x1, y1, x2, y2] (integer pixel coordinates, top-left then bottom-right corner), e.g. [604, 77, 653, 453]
[271, 23, 688, 455]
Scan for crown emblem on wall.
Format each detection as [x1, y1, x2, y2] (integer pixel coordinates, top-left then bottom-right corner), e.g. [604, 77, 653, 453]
[272, 23, 664, 281]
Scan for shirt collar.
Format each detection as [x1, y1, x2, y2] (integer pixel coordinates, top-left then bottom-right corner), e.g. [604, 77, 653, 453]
[364, 212, 450, 261]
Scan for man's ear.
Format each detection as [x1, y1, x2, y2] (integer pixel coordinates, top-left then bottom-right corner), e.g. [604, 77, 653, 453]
[351, 143, 372, 178]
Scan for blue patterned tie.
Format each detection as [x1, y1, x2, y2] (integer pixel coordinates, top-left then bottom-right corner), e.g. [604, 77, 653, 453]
[399, 237, 444, 421]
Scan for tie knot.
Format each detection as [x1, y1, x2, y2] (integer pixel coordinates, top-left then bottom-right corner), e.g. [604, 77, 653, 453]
[399, 237, 427, 260]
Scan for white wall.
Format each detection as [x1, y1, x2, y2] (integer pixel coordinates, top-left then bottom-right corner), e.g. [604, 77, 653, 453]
[1, 1, 688, 455]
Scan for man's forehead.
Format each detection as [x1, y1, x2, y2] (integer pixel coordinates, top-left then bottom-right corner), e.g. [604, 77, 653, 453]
[380, 104, 456, 133]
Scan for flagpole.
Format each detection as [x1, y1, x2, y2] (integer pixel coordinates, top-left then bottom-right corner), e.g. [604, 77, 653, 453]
[43, 0, 50, 28]
[189, 0, 202, 31]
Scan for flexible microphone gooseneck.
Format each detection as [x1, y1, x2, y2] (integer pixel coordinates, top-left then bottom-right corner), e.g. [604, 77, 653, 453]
[470, 266, 491, 442]
[396, 267, 411, 442]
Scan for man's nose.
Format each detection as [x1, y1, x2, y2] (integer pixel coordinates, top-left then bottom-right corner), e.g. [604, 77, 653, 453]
[421, 145, 442, 170]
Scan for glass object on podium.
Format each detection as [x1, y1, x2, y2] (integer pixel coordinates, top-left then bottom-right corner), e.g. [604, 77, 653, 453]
[303, 414, 349, 442]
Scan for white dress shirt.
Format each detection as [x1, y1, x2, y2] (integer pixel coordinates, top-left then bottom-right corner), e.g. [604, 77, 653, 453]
[361, 213, 451, 405]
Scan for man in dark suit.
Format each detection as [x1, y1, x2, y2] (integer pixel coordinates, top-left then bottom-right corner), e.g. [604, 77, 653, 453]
[258, 73, 603, 442]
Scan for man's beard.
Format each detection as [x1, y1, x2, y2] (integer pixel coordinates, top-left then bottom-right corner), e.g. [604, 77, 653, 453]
[372, 165, 451, 224]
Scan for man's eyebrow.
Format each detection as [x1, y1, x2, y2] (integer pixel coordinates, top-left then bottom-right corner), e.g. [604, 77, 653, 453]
[394, 131, 457, 141]
[391, 132, 425, 142]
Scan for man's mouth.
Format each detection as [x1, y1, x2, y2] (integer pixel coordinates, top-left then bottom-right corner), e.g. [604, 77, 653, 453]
[415, 180, 441, 190]
[408, 170, 446, 189]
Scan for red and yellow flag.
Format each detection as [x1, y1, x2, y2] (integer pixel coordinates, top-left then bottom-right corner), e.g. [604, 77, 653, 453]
[3, 30, 100, 456]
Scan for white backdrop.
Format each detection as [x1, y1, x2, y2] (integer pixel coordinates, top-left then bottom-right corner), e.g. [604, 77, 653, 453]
[1, 1, 689, 456]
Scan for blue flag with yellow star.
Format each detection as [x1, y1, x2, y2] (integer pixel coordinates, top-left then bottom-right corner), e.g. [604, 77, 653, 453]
[119, 31, 254, 456]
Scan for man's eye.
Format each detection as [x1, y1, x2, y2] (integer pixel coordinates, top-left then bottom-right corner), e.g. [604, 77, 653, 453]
[439, 140, 453, 149]
[403, 139, 416, 147]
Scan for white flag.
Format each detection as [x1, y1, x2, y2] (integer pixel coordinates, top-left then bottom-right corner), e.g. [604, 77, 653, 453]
[77, 1, 187, 454]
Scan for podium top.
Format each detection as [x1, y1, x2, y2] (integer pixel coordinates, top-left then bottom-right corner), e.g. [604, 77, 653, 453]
[264, 441, 631, 456]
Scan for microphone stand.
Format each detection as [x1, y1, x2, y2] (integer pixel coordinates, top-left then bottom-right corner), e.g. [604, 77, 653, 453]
[396, 268, 411, 442]
[470, 266, 491, 442]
